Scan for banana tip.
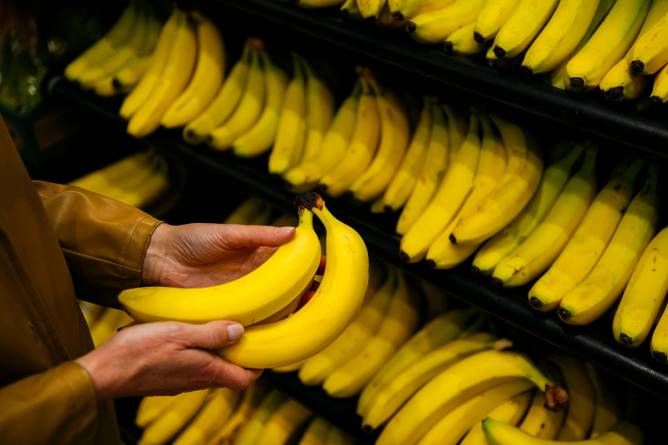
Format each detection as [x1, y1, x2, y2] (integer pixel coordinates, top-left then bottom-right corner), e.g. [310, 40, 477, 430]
[569, 77, 585, 91]
[544, 384, 569, 411]
[392, 11, 404, 21]
[653, 351, 668, 364]
[405, 21, 416, 34]
[471, 266, 483, 276]
[443, 41, 453, 54]
[489, 277, 503, 288]
[557, 308, 571, 321]
[629, 60, 644, 76]
[492, 46, 506, 59]
[295, 192, 323, 211]
[528, 296, 543, 310]
[425, 259, 437, 269]
[473, 32, 485, 43]
[399, 251, 410, 263]
[448, 233, 457, 245]
[603, 87, 623, 102]
[618, 333, 634, 347]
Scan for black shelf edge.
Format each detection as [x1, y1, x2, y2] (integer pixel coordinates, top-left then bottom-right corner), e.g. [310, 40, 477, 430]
[202, 0, 668, 159]
[48, 78, 668, 402]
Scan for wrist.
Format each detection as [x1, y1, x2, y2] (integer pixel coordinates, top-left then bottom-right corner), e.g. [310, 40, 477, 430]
[142, 223, 172, 285]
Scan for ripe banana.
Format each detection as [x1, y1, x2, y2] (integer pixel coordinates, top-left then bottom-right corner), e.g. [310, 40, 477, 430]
[161, 15, 225, 128]
[358, 307, 480, 417]
[552, 355, 595, 440]
[323, 271, 419, 398]
[559, 165, 659, 325]
[135, 395, 172, 428]
[320, 75, 381, 197]
[400, 112, 481, 262]
[445, 22, 484, 55]
[221, 195, 368, 368]
[112, 13, 162, 93]
[425, 113, 507, 269]
[119, 208, 320, 325]
[585, 363, 621, 438]
[483, 418, 643, 445]
[299, 417, 330, 445]
[566, 0, 650, 90]
[519, 390, 566, 439]
[257, 398, 312, 445]
[629, 2, 668, 75]
[418, 379, 534, 445]
[341, 0, 362, 18]
[492, 0, 559, 59]
[650, 62, 668, 103]
[529, 159, 643, 312]
[207, 382, 269, 444]
[269, 55, 308, 174]
[362, 332, 501, 429]
[522, 0, 601, 74]
[451, 114, 544, 245]
[90, 308, 133, 347]
[78, 300, 104, 328]
[138, 389, 210, 445]
[387, 0, 422, 20]
[209, 49, 266, 150]
[357, 0, 385, 18]
[474, 0, 518, 43]
[325, 425, 352, 445]
[376, 350, 564, 445]
[406, 0, 486, 44]
[491, 146, 597, 287]
[232, 57, 288, 157]
[183, 45, 251, 144]
[460, 391, 533, 445]
[299, 268, 395, 386]
[235, 390, 287, 445]
[613, 226, 668, 347]
[173, 389, 240, 445]
[396, 102, 449, 235]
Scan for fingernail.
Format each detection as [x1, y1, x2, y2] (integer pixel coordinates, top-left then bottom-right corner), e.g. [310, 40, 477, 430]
[279, 226, 295, 234]
[227, 323, 244, 342]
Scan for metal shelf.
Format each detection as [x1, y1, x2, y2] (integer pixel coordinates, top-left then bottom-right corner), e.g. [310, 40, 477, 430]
[194, 0, 668, 159]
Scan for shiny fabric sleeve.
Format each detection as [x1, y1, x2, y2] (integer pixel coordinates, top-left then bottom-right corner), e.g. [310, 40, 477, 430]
[0, 362, 99, 445]
[33, 180, 161, 304]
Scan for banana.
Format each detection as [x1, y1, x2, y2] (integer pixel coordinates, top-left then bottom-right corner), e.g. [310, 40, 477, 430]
[222, 195, 368, 368]
[519, 390, 566, 439]
[474, 0, 519, 43]
[629, 1, 668, 75]
[209, 49, 266, 150]
[349, 82, 411, 202]
[207, 382, 269, 444]
[78, 300, 105, 328]
[376, 350, 564, 445]
[357, 0, 385, 18]
[119, 208, 320, 325]
[425, 114, 507, 269]
[65, 2, 137, 80]
[173, 389, 240, 445]
[553, 356, 595, 440]
[460, 391, 533, 445]
[399, 112, 480, 263]
[418, 380, 534, 445]
[284, 83, 360, 187]
[138, 389, 210, 445]
[269, 55, 308, 174]
[362, 332, 502, 429]
[90, 308, 133, 347]
[136, 396, 173, 428]
[119, 9, 180, 120]
[492, 0, 559, 59]
[396, 102, 449, 235]
[445, 21, 484, 55]
[380, 98, 434, 211]
[298, 268, 395, 386]
[483, 418, 643, 445]
[297, 0, 346, 7]
[325, 425, 352, 445]
[451, 114, 544, 246]
[121, 159, 170, 208]
[358, 308, 480, 417]
[323, 271, 419, 398]
[224, 197, 266, 224]
[585, 363, 620, 437]
[566, 0, 651, 90]
[650, 62, 668, 103]
[341, 0, 362, 18]
[613, 227, 668, 347]
[112, 13, 162, 93]
[388, 0, 422, 20]
[69, 151, 150, 191]
[235, 390, 287, 445]
[183, 45, 251, 144]
[161, 15, 225, 128]
[491, 146, 597, 287]
[559, 165, 659, 325]
[299, 417, 330, 445]
[529, 159, 643, 312]
[522, 0, 601, 74]
[319, 75, 381, 197]
[650, 286, 668, 363]
[257, 398, 312, 445]
[405, 0, 486, 44]
[127, 12, 197, 137]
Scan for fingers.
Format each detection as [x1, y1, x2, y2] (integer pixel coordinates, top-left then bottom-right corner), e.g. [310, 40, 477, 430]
[191, 350, 262, 391]
[224, 225, 295, 249]
[180, 320, 245, 350]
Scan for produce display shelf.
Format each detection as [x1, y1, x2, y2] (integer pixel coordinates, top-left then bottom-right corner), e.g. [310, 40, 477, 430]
[49, 77, 668, 402]
[197, 0, 668, 159]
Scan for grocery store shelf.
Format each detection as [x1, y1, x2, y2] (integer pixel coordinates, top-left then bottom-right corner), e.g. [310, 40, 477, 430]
[194, 0, 668, 159]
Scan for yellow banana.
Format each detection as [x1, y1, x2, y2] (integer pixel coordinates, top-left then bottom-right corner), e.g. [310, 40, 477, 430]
[357, 0, 385, 18]
[257, 398, 312, 445]
[78, 300, 104, 328]
[136, 395, 173, 429]
[650, 62, 668, 103]
[460, 391, 533, 445]
[483, 418, 643, 445]
[112, 12, 162, 93]
[552, 356, 595, 440]
[399, 112, 480, 263]
[235, 390, 287, 445]
[119, 208, 320, 325]
[566, 0, 650, 90]
[120, 159, 170, 208]
[492, 0, 559, 59]
[445, 21, 484, 55]
[325, 425, 352, 445]
[629, 1, 668, 75]
[299, 417, 330, 445]
[519, 390, 566, 439]
[585, 363, 621, 438]
[529, 159, 643, 312]
[138, 389, 210, 445]
[491, 146, 597, 287]
[559, 165, 659, 325]
[474, 0, 519, 43]
[341, 0, 362, 18]
[90, 308, 133, 347]
[173, 389, 240, 445]
[207, 382, 269, 444]
[406, 0, 486, 44]
[613, 226, 668, 347]
[376, 349, 563, 445]
[222, 195, 368, 368]
[388, 0, 423, 20]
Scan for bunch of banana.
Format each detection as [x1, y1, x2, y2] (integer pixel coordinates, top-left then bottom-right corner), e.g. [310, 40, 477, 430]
[65, 1, 162, 96]
[69, 150, 170, 209]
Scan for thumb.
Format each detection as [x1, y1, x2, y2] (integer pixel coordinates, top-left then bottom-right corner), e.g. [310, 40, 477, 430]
[183, 320, 245, 350]
[224, 225, 295, 249]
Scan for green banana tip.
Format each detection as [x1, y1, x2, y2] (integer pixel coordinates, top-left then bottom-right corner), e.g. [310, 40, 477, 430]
[544, 383, 569, 411]
[295, 192, 323, 212]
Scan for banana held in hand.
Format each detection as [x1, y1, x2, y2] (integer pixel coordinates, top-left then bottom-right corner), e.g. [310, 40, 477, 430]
[221, 194, 368, 368]
[119, 207, 320, 326]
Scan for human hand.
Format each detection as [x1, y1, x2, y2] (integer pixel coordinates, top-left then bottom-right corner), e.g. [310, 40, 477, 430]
[76, 320, 260, 401]
[142, 223, 295, 287]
